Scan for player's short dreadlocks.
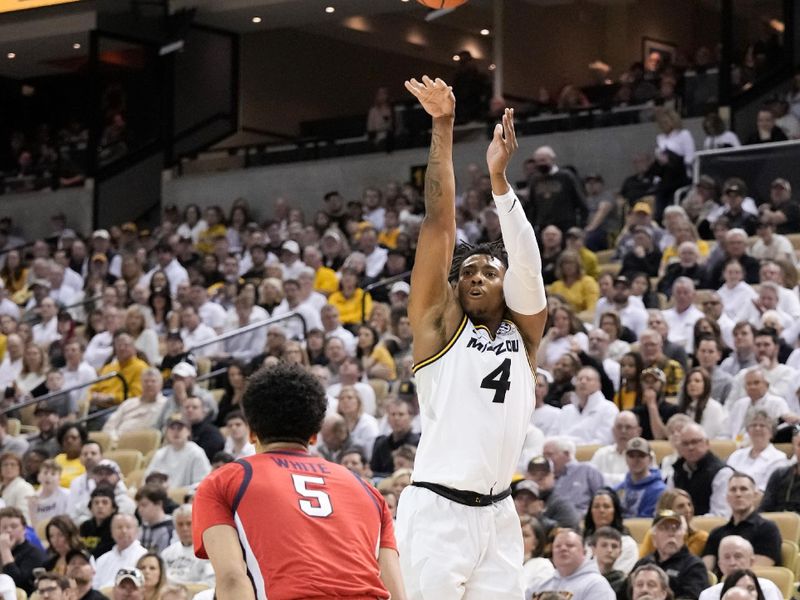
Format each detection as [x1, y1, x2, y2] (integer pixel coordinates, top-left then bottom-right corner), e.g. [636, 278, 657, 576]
[448, 239, 508, 283]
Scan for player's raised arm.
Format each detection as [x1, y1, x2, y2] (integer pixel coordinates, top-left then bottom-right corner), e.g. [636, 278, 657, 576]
[487, 108, 548, 354]
[404, 76, 458, 356]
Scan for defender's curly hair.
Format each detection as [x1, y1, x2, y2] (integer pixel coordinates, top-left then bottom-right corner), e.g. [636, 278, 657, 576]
[448, 240, 508, 283]
[242, 362, 327, 446]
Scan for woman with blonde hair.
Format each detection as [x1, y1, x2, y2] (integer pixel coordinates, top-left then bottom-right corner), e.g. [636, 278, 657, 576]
[639, 488, 707, 557]
[282, 340, 309, 367]
[547, 250, 599, 314]
[336, 386, 379, 460]
[125, 305, 159, 364]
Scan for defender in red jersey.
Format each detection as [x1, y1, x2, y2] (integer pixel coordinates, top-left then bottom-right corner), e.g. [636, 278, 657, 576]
[192, 362, 406, 600]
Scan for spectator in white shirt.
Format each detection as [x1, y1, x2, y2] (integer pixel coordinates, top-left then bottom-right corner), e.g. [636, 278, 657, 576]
[357, 227, 388, 279]
[587, 328, 620, 392]
[143, 243, 188, 297]
[47, 264, 79, 307]
[336, 386, 379, 461]
[594, 276, 648, 337]
[189, 282, 226, 334]
[60, 340, 96, 415]
[591, 411, 642, 486]
[676, 366, 729, 440]
[697, 535, 783, 600]
[700, 292, 735, 350]
[320, 304, 357, 356]
[145, 415, 211, 488]
[0, 334, 23, 390]
[532, 368, 561, 436]
[726, 410, 789, 491]
[751, 222, 796, 266]
[179, 305, 218, 358]
[27, 459, 69, 526]
[727, 367, 799, 441]
[736, 282, 793, 330]
[662, 277, 704, 354]
[124, 305, 160, 366]
[272, 279, 323, 341]
[102, 368, 167, 442]
[326, 357, 376, 417]
[221, 294, 267, 363]
[32, 297, 60, 347]
[160, 504, 215, 587]
[279, 240, 307, 281]
[560, 367, 619, 445]
[727, 328, 800, 410]
[84, 307, 123, 371]
[759, 261, 800, 320]
[222, 411, 255, 459]
[93, 513, 148, 589]
[717, 260, 758, 320]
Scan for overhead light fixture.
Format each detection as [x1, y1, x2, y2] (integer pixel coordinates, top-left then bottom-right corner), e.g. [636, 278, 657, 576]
[452, 54, 461, 61]
[488, 63, 496, 70]
[401, 0, 410, 2]
[325, 6, 335, 13]
[480, 29, 490, 36]
[252, 16, 261, 23]
[72, 42, 81, 49]
[6, 52, 15, 59]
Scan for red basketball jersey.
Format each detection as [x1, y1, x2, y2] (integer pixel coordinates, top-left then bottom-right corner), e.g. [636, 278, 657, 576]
[193, 450, 395, 600]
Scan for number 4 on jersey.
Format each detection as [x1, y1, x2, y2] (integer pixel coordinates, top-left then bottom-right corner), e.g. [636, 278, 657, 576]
[480, 358, 511, 403]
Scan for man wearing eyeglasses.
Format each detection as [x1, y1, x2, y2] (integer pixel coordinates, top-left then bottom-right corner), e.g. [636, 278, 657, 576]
[34, 572, 72, 600]
[631, 510, 709, 600]
[668, 423, 733, 516]
[700, 292, 735, 349]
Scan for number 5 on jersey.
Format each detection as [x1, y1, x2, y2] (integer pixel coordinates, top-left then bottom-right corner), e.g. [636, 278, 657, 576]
[480, 358, 511, 403]
[292, 474, 333, 517]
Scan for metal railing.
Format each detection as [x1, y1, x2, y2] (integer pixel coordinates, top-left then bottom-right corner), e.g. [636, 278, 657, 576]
[186, 310, 307, 353]
[23, 294, 101, 325]
[362, 271, 411, 322]
[0, 370, 128, 416]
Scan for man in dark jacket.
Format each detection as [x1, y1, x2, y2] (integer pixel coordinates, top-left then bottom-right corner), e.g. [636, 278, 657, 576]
[526, 146, 588, 233]
[760, 425, 800, 512]
[370, 398, 419, 477]
[79, 486, 118, 558]
[632, 510, 709, 600]
[670, 423, 733, 516]
[0, 506, 47, 594]
[183, 396, 224, 462]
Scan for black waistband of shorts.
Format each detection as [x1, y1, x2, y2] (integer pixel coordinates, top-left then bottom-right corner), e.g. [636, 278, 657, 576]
[412, 481, 511, 507]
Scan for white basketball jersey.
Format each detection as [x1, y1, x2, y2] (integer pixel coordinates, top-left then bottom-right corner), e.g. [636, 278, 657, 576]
[412, 315, 535, 495]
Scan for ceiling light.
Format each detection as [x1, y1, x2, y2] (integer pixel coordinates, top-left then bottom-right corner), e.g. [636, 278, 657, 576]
[325, 6, 335, 13]
[452, 54, 461, 61]
[251, 16, 261, 23]
[401, 0, 410, 2]
[480, 29, 490, 36]
[488, 63, 496, 70]
[6, 52, 15, 59]
[72, 43, 81, 49]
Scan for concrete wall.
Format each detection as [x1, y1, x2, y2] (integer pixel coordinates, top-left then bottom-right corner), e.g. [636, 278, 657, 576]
[163, 117, 705, 221]
[1, 185, 93, 240]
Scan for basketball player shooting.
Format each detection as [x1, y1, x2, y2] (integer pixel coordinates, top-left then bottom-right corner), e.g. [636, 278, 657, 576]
[397, 75, 548, 599]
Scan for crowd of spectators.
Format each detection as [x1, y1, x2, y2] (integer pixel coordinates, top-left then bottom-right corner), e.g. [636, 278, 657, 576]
[1, 121, 88, 196]
[0, 91, 797, 598]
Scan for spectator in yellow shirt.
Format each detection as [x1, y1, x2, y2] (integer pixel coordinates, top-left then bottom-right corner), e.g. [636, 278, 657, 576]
[565, 227, 600, 279]
[377, 208, 401, 249]
[328, 268, 372, 325]
[53, 424, 87, 488]
[302, 245, 339, 296]
[547, 249, 600, 314]
[356, 324, 396, 381]
[89, 331, 148, 409]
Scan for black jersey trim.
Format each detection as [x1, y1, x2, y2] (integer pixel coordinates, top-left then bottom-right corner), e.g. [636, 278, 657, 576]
[412, 314, 468, 374]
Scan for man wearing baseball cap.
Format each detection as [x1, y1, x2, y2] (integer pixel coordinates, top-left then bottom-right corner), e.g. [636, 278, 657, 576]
[616, 437, 666, 518]
[759, 177, 798, 235]
[632, 510, 709, 599]
[615, 201, 665, 259]
[112, 567, 145, 599]
[66, 549, 107, 600]
[632, 365, 679, 440]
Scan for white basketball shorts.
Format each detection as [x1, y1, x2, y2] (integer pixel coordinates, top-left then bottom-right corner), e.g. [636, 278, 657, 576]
[395, 484, 525, 600]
